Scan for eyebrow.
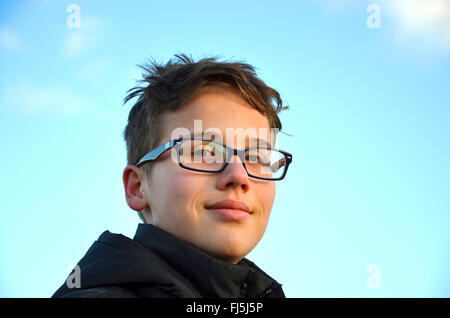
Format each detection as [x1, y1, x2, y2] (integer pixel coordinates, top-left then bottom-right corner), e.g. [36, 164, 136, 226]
[189, 131, 272, 147]
[249, 137, 271, 147]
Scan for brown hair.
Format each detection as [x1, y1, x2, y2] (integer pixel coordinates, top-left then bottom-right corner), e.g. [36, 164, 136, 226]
[122, 54, 288, 221]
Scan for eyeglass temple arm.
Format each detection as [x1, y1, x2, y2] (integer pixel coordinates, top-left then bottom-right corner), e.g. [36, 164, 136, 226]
[286, 153, 292, 164]
[136, 137, 184, 166]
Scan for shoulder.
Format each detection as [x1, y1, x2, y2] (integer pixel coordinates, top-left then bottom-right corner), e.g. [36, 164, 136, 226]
[53, 284, 181, 298]
[53, 286, 139, 298]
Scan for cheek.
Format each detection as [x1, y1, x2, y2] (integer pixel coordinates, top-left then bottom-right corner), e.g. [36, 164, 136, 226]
[257, 183, 276, 216]
[161, 171, 207, 213]
[148, 166, 180, 210]
[148, 168, 202, 227]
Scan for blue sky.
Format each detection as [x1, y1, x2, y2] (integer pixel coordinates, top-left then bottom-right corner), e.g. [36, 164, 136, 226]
[1, 0, 449, 297]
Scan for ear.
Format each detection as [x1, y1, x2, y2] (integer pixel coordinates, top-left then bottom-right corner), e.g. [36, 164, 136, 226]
[123, 165, 148, 211]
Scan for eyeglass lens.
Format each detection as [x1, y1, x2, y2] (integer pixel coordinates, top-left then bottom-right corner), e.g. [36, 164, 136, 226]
[178, 139, 287, 179]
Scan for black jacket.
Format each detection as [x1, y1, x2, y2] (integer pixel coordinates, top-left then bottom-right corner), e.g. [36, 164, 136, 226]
[52, 223, 285, 298]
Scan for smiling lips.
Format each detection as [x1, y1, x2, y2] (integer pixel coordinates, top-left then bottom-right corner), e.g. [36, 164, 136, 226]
[205, 199, 252, 221]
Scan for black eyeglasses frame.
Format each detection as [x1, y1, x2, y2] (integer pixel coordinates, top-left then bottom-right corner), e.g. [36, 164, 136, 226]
[136, 136, 293, 181]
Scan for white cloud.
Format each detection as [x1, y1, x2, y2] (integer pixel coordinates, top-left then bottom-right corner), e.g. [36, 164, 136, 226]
[313, 0, 450, 53]
[382, 0, 450, 52]
[0, 82, 110, 119]
[64, 16, 107, 58]
[65, 32, 86, 57]
[0, 28, 21, 51]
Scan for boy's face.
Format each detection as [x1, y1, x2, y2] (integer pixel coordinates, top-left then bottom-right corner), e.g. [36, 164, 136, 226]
[125, 86, 276, 264]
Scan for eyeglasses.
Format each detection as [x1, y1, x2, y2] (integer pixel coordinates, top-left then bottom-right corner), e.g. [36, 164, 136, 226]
[136, 137, 293, 181]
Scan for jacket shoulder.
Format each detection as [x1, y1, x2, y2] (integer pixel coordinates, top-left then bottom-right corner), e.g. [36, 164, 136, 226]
[53, 284, 181, 298]
[53, 286, 139, 298]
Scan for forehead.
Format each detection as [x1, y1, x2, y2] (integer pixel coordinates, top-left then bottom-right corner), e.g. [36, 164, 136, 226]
[160, 86, 274, 146]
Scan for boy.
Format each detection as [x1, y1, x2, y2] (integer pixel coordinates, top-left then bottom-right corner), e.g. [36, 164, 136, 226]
[52, 54, 293, 298]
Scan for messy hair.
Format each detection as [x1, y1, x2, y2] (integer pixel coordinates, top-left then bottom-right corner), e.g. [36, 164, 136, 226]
[122, 53, 288, 221]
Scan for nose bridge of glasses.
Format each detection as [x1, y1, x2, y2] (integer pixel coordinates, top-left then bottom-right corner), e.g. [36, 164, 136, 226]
[225, 147, 247, 165]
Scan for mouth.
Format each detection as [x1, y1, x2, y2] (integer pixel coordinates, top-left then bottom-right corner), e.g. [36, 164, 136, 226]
[205, 199, 252, 221]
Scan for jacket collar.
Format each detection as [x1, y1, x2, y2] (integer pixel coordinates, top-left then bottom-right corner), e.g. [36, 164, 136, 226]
[133, 223, 279, 298]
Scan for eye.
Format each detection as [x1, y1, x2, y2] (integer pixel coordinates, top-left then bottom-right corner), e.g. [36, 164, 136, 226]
[246, 150, 271, 165]
[193, 144, 217, 156]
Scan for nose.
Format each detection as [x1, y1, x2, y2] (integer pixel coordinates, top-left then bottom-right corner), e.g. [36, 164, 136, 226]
[216, 154, 250, 191]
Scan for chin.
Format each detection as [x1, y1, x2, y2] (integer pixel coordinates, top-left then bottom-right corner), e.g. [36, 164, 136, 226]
[208, 233, 256, 263]
[208, 247, 247, 264]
